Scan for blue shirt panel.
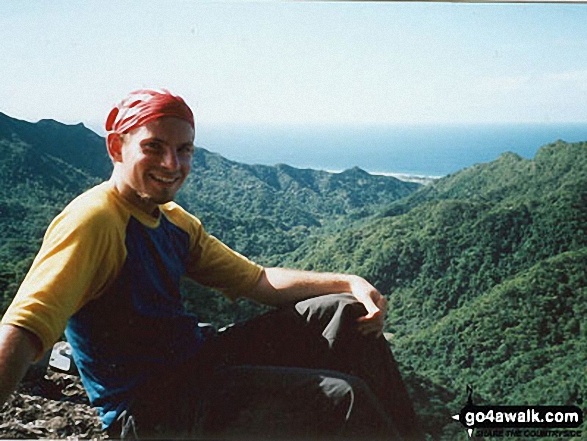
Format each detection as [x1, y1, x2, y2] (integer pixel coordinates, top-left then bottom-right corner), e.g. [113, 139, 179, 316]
[65, 214, 204, 429]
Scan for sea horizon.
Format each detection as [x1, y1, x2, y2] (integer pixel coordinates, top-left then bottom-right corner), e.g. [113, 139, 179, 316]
[196, 122, 587, 177]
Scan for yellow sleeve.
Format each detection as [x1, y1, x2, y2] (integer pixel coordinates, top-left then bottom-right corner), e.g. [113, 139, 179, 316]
[1, 204, 125, 356]
[164, 204, 263, 300]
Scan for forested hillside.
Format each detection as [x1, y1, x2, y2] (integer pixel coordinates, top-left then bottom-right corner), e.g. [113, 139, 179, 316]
[0, 112, 111, 179]
[0, 139, 100, 302]
[178, 150, 419, 263]
[282, 141, 587, 439]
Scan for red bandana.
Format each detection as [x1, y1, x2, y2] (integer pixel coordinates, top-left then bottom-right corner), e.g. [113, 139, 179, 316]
[105, 89, 194, 134]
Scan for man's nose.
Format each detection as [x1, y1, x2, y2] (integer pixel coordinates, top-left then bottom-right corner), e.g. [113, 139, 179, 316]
[161, 150, 180, 171]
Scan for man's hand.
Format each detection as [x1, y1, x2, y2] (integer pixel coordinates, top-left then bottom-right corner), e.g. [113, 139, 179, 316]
[348, 276, 388, 338]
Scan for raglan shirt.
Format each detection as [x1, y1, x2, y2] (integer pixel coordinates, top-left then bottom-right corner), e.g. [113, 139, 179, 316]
[1, 181, 263, 428]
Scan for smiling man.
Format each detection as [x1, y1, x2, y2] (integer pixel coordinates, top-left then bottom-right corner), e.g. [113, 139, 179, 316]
[0, 89, 422, 440]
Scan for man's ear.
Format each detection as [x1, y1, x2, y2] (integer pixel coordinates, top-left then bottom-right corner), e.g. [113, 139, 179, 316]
[107, 133, 124, 163]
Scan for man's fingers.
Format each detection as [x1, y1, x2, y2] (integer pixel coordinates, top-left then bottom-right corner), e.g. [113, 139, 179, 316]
[356, 310, 384, 337]
[357, 294, 387, 322]
[348, 276, 387, 337]
[357, 308, 381, 321]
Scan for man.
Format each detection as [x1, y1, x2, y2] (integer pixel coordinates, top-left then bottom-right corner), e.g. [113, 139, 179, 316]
[0, 89, 422, 439]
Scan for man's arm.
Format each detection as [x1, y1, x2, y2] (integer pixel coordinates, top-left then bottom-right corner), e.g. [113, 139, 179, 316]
[247, 267, 387, 337]
[0, 324, 41, 407]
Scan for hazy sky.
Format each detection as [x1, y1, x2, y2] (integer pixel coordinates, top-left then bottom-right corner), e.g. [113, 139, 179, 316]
[1, 1, 587, 134]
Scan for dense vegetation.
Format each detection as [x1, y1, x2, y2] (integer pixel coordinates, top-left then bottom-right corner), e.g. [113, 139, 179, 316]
[282, 141, 587, 439]
[178, 149, 418, 263]
[1, 112, 585, 439]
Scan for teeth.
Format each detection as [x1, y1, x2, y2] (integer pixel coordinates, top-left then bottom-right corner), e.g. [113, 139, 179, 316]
[150, 174, 177, 184]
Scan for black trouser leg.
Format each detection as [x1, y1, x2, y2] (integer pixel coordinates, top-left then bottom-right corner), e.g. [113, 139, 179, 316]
[294, 294, 425, 440]
[201, 293, 422, 439]
[200, 365, 400, 440]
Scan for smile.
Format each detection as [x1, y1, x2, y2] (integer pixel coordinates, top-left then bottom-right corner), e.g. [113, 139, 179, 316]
[149, 174, 179, 185]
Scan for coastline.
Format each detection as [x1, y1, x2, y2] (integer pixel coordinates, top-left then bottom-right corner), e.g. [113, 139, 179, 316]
[369, 171, 442, 185]
[326, 168, 442, 185]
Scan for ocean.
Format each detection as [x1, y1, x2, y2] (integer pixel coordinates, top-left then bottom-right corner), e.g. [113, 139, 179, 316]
[196, 123, 587, 177]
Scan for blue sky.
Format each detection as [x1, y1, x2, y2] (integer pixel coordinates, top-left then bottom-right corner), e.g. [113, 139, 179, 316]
[1, 1, 587, 135]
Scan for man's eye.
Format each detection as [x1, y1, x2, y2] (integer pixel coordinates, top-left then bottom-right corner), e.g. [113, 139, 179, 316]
[144, 143, 162, 151]
[179, 145, 194, 155]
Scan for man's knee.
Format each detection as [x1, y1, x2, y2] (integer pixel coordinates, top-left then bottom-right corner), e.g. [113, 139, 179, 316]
[294, 293, 365, 347]
[295, 293, 361, 317]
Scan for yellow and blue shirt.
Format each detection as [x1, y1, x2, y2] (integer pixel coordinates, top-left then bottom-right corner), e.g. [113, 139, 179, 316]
[1, 181, 263, 427]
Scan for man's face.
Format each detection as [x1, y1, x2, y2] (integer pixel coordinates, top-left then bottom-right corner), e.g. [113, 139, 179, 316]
[112, 117, 195, 214]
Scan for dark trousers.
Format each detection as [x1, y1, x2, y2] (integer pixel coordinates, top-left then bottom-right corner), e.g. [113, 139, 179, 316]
[108, 294, 424, 440]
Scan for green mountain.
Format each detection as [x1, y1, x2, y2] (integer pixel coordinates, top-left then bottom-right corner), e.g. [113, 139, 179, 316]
[400, 248, 586, 411]
[282, 141, 587, 438]
[0, 112, 111, 179]
[0, 127, 101, 301]
[177, 150, 419, 263]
